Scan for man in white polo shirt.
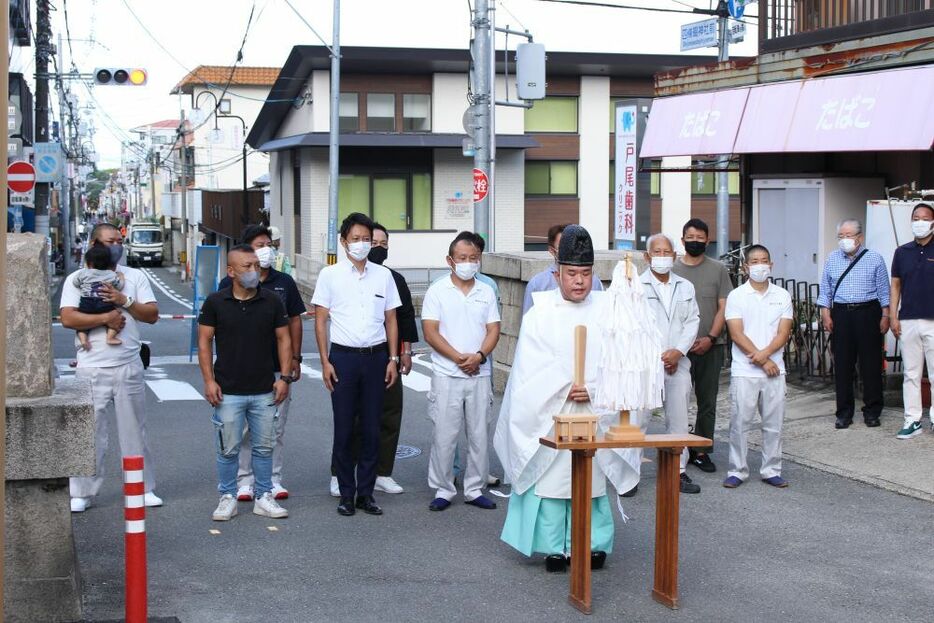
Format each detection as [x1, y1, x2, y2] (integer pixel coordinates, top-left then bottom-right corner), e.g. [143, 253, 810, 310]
[312, 212, 401, 517]
[60, 223, 162, 512]
[723, 244, 794, 489]
[421, 231, 501, 512]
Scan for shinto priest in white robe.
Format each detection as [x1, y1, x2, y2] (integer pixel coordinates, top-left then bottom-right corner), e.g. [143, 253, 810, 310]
[494, 288, 640, 557]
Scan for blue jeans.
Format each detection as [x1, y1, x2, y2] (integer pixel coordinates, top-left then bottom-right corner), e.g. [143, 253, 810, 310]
[213, 393, 277, 497]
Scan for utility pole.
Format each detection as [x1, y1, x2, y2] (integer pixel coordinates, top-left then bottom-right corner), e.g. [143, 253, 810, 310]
[471, 0, 492, 245]
[57, 32, 74, 273]
[179, 111, 189, 278]
[326, 0, 340, 265]
[715, 0, 731, 260]
[34, 0, 52, 236]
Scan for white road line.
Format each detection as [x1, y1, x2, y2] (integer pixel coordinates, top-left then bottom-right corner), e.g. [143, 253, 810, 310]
[401, 368, 432, 392]
[141, 268, 193, 308]
[145, 379, 204, 401]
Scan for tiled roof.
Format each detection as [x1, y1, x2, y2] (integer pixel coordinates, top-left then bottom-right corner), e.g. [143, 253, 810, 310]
[171, 65, 280, 94]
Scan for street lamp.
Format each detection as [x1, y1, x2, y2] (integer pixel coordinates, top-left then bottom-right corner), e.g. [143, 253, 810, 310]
[193, 91, 250, 230]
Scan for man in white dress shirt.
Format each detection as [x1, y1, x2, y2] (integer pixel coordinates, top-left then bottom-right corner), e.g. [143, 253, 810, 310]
[312, 213, 401, 516]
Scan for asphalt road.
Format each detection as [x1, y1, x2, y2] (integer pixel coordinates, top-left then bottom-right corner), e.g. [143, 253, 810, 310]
[53, 267, 934, 623]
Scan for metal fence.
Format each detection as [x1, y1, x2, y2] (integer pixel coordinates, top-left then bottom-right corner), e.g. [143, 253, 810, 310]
[760, 0, 934, 45]
[772, 278, 834, 381]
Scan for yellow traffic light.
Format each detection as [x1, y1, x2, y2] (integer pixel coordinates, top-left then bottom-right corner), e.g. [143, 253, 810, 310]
[129, 69, 147, 85]
[93, 67, 148, 86]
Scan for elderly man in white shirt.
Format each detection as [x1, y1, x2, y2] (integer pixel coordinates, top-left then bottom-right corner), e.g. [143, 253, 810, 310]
[60, 223, 162, 512]
[312, 213, 401, 517]
[422, 231, 501, 512]
[631, 233, 701, 496]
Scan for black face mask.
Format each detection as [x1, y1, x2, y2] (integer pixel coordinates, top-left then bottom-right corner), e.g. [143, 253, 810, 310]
[368, 246, 388, 265]
[684, 241, 707, 257]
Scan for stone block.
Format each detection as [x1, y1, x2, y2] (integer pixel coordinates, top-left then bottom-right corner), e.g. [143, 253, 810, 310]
[6, 233, 53, 397]
[4, 478, 83, 623]
[5, 375, 95, 481]
[500, 305, 522, 338]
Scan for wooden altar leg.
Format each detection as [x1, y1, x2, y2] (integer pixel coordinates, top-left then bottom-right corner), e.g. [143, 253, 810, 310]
[652, 447, 682, 609]
[568, 449, 595, 614]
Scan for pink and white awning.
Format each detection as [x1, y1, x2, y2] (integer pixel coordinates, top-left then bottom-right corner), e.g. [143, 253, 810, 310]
[640, 65, 934, 158]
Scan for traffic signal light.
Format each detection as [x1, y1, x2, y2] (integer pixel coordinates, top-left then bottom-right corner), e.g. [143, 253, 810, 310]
[94, 68, 148, 86]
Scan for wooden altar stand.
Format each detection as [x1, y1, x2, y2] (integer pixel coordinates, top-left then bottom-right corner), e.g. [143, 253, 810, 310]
[539, 433, 709, 615]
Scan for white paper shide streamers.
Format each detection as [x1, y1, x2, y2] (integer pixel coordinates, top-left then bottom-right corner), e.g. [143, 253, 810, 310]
[594, 257, 665, 412]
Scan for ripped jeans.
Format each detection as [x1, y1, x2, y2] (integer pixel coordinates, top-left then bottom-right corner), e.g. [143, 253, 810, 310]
[213, 392, 277, 498]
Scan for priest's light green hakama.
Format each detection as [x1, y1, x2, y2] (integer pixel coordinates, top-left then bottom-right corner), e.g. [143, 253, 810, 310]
[500, 490, 615, 556]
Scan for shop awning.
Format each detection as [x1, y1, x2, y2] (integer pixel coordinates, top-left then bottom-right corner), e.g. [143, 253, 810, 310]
[735, 65, 934, 153]
[641, 65, 934, 158]
[639, 87, 749, 158]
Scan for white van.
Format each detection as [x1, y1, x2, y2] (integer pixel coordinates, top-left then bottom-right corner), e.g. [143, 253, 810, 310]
[126, 223, 164, 267]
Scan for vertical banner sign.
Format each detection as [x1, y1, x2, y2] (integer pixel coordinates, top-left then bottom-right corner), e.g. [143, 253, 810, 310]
[614, 104, 638, 248]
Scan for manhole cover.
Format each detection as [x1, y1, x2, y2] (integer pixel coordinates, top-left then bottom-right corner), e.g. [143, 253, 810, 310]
[395, 444, 421, 459]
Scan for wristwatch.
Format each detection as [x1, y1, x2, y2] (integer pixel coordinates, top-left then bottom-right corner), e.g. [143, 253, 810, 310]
[477, 351, 488, 364]
[390, 355, 400, 363]
[292, 355, 303, 363]
[278, 375, 294, 384]
[122, 295, 135, 309]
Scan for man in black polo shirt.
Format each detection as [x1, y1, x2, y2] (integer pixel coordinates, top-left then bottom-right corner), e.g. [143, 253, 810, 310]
[198, 245, 293, 521]
[890, 202, 934, 440]
[218, 224, 306, 502]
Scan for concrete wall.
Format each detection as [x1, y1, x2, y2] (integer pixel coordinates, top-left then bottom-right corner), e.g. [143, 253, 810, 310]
[6, 234, 52, 396]
[579, 76, 611, 248]
[432, 73, 469, 133]
[5, 235, 95, 622]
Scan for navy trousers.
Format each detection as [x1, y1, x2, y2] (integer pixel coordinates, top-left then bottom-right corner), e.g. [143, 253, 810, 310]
[329, 348, 387, 499]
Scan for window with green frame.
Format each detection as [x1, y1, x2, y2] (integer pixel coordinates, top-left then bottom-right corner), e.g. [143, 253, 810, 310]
[524, 97, 578, 133]
[691, 170, 740, 195]
[338, 172, 432, 230]
[526, 161, 578, 196]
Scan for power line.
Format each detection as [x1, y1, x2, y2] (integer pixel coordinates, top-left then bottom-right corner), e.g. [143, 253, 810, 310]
[282, 0, 333, 51]
[117, 0, 293, 104]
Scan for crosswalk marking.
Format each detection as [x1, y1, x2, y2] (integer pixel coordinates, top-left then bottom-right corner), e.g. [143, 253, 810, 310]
[146, 379, 204, 402]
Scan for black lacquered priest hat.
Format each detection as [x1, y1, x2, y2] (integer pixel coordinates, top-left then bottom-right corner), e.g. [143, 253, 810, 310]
[557, 224, 594, 266]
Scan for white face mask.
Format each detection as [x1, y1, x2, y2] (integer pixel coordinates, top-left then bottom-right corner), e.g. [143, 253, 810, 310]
[452, 261, 479, 281]
[346, 241, 370, 262]
[838, 238, 858, 254]
[911, 219, 933, 239]
[255, 246, 276, 268]
[747, 264, 771, 283]
[650, 256, 673, 274]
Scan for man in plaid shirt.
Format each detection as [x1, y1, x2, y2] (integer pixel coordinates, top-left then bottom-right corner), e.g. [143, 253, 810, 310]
[818, 219, 891, 430]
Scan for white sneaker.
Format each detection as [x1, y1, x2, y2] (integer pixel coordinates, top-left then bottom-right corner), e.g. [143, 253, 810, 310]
[212, 494, 238, 521]
[236, 485, 254, 502]
[70, 497, 91, 513]
[143, 492, 163, 507]
[271, 484, 289, 500]
[329, 476, 340, 497]
[253, 492, 288, 518]
[375, 476, 404, 494]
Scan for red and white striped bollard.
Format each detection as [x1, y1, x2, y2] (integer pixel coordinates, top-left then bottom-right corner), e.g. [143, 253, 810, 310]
[123, 455, 147, 622]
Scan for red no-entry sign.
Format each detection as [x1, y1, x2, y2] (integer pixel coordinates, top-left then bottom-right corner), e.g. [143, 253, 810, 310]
[473, 168, 489, 203]
[8, 161, 36, 193]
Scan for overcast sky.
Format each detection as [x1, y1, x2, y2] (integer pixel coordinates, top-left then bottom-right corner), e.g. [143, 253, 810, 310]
[9, 0, 758, 168]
